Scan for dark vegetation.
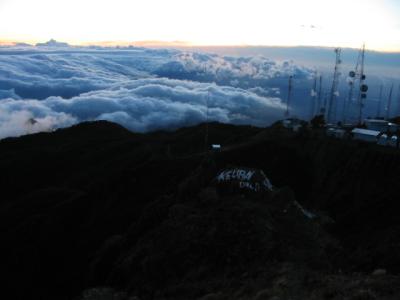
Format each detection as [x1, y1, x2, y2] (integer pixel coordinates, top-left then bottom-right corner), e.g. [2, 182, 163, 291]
[1, 121, 400, 299]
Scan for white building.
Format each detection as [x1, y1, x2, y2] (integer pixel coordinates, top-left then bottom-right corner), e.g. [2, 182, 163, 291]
[364, 119, 389, 132]
[352, 128, 381, 143]
[364, 119, 400, 133]
[326, 127, 346, 139]
[282, 118, 302, 132]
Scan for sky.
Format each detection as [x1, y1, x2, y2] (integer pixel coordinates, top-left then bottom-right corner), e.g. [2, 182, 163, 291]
[0, 0, 399, 51]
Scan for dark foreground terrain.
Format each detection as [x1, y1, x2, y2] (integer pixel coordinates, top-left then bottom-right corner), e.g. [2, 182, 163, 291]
[1, 121, 400, 300]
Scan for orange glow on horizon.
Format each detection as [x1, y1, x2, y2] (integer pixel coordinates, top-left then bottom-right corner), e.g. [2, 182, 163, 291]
[1, 38, 399, 53]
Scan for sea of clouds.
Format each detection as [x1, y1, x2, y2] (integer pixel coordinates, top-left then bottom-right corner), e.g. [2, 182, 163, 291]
[0, 42, 314, 138]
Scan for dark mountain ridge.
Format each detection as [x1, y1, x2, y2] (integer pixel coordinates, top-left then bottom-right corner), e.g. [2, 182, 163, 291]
[1, 121, 400, 299]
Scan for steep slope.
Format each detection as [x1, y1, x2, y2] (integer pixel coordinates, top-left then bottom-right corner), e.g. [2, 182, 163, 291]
[1, 121, 400, 299]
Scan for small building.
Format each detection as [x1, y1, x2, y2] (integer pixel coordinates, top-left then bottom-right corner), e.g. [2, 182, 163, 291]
[326, 127, 346, 139]
[282, 118, 303, 132]
[364, 119, 389, 132]
[211, 144, 222, 151]
[352, 128, 381, 143]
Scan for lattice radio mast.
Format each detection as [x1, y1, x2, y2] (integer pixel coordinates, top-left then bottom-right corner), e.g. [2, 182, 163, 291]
[285, 75, 293, 117]
[310, 73, 318, 120]
[376, 84, 383, 118]
[327, 48, 342, 124]
[386, 84, 394, 120]
[356, 44, 368, 124]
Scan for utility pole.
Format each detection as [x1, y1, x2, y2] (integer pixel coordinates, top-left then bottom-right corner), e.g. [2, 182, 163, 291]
[376, 84, 383, 118]
[204, 90, 210, 152]
[317, 75, 323, 115]
[397, 84, 400, 117]
[285, 75, 293, 118]
[310, 74, 317, 120]
[343, 81, 353, 125]
[327, 48, 342, 124]
[386, 84, 394, 120]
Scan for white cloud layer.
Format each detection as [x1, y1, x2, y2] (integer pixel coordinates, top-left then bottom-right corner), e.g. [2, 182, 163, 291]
[0, 45, 312, 138]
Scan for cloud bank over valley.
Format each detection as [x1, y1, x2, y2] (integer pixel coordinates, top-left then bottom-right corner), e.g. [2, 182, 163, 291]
[0, 43, 314, 138]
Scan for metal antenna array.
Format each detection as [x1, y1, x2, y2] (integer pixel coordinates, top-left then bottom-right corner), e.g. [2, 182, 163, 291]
[204, 90, 210, 152]
[386, 84, 394, 120]
[346, 44, 368, 124]
[317, 75, 323, 115]
[376, 84, 383, 118]
[343, 48, 362, 124]
[285, 75, 293, 117]
[309, 73, 318, 120]
[327, 48, 342, 124]
[397, 84, 400, 117]
[356, 44, 368, 124]
[347, 46, 363, 115]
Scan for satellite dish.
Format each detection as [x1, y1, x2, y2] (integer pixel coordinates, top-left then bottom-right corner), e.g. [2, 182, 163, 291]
[349, 71, 356, 78]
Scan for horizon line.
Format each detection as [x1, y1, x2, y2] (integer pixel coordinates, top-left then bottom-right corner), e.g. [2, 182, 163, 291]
[1, 39, 400, 54]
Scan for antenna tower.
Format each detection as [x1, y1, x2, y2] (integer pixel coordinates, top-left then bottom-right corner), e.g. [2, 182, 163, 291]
[386, 84, 394, 120]
[204, 90, 210, 151]
[317, 75, 323, 114]
[310, 73, 318, 120]
[347, 44, 368, 124]
[397, 84, 400, 117]
[285, 75, 293, 117]
[356, 44, 368, 124]
[327, 48, 342, 124]
[376, 84, 383, 118]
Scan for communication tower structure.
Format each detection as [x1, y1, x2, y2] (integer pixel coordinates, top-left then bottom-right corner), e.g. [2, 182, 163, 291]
[386, 84, 394, 120]
[204, 90, 210, 152]
[357, 45, 368, 124]
[346, 45, 368, 124]
[285, 75, 293, 117]
[376, 84, 383, 118]
[310, 73, 318, 120]
[327, 48, 342, 124]
[397, 84, 400, 117]
[317, 75, 323, 115]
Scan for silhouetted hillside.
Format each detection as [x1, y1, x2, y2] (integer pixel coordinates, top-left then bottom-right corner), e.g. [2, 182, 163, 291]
[1, 121, 400, 300]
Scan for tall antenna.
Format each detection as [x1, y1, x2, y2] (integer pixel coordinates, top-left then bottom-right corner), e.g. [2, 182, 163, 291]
[376, 84, 383, 118]
[344, 51, 360, 124]
[357, 44, 368, 124]
[310, 73, 318, 120]
[386, 84, 394, 120]
[343, 80, 353, 124]
[348, 44, 368, 124]
[322, 90, 329, 115]
[204, 90, 210, 152]
[397, 84, 400, 117]
[285, 75, 293, 118]
[317, 75, 323, 115]
[327, 48, 342, 124]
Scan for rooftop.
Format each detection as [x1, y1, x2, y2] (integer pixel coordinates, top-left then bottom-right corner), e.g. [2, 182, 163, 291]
[352, 128, 381, 136]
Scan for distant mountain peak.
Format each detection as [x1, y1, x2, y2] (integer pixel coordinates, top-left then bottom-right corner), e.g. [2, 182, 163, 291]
[36, 39, 70, 47]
